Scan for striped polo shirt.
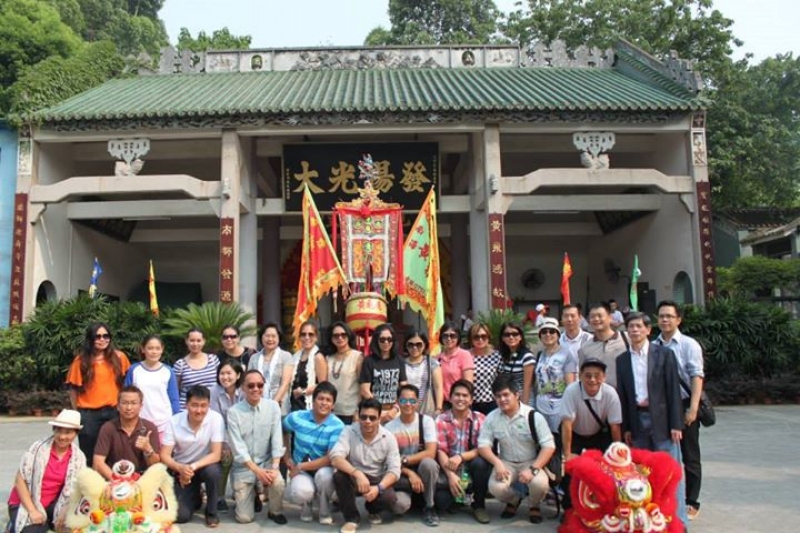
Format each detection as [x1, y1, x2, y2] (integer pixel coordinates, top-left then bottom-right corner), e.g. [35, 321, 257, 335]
[282, 409, 345, 464]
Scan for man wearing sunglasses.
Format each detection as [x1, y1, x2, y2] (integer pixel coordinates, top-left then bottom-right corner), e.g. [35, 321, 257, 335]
[227, 370, 287, 525]
[331, 398, 402, 533]
[386, 384, 441, 527]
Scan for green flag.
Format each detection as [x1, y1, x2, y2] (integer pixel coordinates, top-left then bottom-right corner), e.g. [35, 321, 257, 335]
[630, 255, 641, 311]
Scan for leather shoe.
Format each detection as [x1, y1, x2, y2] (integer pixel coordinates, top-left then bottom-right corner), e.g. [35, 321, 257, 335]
[268, 513, 288, 525]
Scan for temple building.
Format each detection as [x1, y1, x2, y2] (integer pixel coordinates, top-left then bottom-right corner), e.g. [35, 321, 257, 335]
[11, 40, 714, 329]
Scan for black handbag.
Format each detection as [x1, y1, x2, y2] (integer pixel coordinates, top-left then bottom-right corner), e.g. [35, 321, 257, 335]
[680, 379, 716, 427]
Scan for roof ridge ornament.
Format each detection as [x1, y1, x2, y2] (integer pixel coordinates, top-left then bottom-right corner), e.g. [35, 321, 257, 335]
[526, 41, 614, 68]
[615, 39, 702, 94]
[573, 132, 615, 170]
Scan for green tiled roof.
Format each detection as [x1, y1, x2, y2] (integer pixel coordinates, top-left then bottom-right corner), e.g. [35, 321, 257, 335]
[36, 67, 700, 123]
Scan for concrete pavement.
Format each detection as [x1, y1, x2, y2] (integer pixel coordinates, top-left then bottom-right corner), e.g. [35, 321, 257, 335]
[1, 405, 798, 533]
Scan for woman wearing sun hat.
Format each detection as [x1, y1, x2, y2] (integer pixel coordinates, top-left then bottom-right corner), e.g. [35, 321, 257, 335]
[6, 409, 87, 533]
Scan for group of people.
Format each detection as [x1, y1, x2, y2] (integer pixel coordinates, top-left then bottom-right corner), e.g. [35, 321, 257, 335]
[7, 299, 704, 533]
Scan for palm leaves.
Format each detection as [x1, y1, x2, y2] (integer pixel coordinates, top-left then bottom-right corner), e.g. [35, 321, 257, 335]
[161, 302, 256, 352]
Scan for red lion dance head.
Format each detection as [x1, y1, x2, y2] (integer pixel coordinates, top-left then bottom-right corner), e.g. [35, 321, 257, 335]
[559, 442, 682, 533]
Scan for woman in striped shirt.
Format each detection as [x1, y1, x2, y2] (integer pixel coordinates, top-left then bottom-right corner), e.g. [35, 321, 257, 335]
[496, 321, 536, 405]
[173, 328, 220, 409]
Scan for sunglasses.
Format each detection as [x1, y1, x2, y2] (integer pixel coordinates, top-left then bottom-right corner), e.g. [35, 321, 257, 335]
[332, 332, 348, 339]
[502, 331, 521, 338]
[398, 398, 418, 405]
[221, 334, 238, 340]
[472, 334, 489, 341]
[359, 414, 379, 422]
[246, 382, 265, 390]
[378, 337, 394, 344]
[406, 341, 424, 349]
[299, 332, 316, 338]
[441, 332, 459, 339]
[540, 329, 559, 336]
[94, 333, 111, 340]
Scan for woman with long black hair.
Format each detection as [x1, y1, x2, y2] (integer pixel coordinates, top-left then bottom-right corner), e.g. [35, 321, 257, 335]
[359, 323, 408, 424]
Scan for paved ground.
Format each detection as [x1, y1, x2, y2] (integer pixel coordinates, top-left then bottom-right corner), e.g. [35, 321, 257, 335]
[2, 405, 798, 533]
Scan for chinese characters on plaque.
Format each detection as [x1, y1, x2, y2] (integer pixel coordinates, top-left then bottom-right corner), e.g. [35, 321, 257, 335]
[283, 143, 438, 211]
[696, 182, 716, 300]
[219, 218, 235, 303]
[9, 194, 28, 325]
[488, 214, 509, 309]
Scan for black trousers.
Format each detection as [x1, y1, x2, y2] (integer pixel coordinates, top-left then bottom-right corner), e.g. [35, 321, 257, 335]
[7, 501, 56, 533]
[77, 406, 117, 460]
[433, 456, 492, 510]
[332, 471, 397, 523]
[172, 463, 221, 523]
[681, 399, 702, 508]
[562, 429, 613, 510]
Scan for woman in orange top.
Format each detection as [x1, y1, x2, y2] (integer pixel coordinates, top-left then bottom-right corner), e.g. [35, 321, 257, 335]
[65, 322, 130, 460]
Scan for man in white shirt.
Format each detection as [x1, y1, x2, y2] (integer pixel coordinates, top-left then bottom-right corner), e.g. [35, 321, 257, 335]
[560, 304, 593, 371]
[477, 377, 554, 524]
[160, 385, 224, 527]
[655, 300, 706, 520]
[227, 369, 287, 525]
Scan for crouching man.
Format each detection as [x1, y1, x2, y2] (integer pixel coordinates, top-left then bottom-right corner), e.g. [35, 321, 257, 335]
[331, 398, 401, 533]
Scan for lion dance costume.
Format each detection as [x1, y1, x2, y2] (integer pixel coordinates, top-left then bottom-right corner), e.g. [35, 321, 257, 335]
[560, 442, 682, 533]
[66, 460, 179, 533]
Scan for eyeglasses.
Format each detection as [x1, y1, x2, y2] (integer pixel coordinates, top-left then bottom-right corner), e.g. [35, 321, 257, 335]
[221, 334, 238, 340]
[502, 331, 521, 338]
[539, 329, 559, 336]
[441, 332, 459, 340]
[472, 334, 489, 341]
[95, 333, 111, 340]
[398, 398, 418, 405]
[246, 382, 265, 390]
[406, 341, 424, 349]
[378, 337, 394, 344]
[299, 332, 316, 338]
[332, 332, 348, 339]
[359, 414, 379, 422]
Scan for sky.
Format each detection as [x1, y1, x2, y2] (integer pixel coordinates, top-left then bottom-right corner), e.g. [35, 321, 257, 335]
[160, 0, 799, 64]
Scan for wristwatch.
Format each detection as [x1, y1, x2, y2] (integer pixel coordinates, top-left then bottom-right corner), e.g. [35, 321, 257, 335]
[530, 466, 540, 476]
[401, 456, 409, 466]
[377, 483, 385, 495]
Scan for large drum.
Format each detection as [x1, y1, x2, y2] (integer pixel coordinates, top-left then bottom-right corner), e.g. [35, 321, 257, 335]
[345, 292, 388, 332]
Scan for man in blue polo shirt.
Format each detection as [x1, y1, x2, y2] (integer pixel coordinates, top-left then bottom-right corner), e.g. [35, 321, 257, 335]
[283, 381, 345, 525]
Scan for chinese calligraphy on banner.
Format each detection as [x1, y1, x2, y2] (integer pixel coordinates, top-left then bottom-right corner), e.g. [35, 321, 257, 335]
[219, 218, 235, 303]
[9, 194, 28, 325]
[283, 143, 438, 211]
[696, 182, 716, 300]
[488, 214, 509, 309]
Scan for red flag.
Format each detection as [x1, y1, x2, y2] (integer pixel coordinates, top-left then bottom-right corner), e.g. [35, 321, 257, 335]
[293, 186, 348, 348]
[561, 252, 573, 305]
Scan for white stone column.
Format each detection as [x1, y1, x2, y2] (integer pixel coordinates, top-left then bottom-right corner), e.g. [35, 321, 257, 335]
[450, 213, 470, 320]
[219, 131, 243, 303]
[469, 131, 490, 313]
[688, 113, 713, 304]
[238, 138, 258, 326]
[261, 217, 282, 325]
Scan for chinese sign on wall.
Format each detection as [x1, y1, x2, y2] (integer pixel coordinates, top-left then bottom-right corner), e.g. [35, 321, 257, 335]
[283, 143, 438, 211]
[488, 214, 509, 309]
[9, 194, 28, 325]
[219, 218, 235, 303]
[696, 182, 716, 300]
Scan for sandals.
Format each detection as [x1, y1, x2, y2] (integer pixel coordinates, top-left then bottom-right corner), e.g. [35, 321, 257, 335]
[529, 506, 543, 524]
[500, 499, 521, 519]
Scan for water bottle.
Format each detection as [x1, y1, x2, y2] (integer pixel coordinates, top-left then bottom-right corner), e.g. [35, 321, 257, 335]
[455, 467, 471, 505]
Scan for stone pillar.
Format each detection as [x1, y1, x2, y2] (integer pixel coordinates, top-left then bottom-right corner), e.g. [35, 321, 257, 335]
[219, 131, 243, 304]
[261, 217, 282, 325]
[469, 132, 490, 313]
[450, 213, 470, 321]
[689, 112, 715, 303]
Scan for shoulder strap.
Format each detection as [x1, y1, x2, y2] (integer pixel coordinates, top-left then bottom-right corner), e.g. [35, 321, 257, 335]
[580, 383, 608, 428]
[620, 331, 630, 352]
[527, 409, 540, 450]
[418, 413, 425, 450]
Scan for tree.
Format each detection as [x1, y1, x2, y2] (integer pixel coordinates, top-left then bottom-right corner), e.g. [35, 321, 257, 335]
[504, 0, 740, 82]
[176, 27, 252, 51]
[365, 0, 502, 45]
[0, 0, 83, 113]
[75, 0, 167, 56]
[10, 41, 126, 121]
[707, 55, 800, 207]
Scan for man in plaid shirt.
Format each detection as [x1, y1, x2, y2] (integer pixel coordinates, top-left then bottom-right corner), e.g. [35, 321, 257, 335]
[434, 380, 490, 524]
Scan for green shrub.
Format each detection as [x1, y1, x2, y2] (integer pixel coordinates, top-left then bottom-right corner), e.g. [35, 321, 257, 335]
[161, 302, 255, 353]
[717, 256, 800, 298]
[680, 297, 800, 380]
[0, 325, 35, 392]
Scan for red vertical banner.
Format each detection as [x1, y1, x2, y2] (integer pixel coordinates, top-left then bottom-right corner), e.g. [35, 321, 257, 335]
[9, 194, 28, 325]
[219, 218, 235, 303]
[488, 213, 508, 309]
[696, 182, 716, 300]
